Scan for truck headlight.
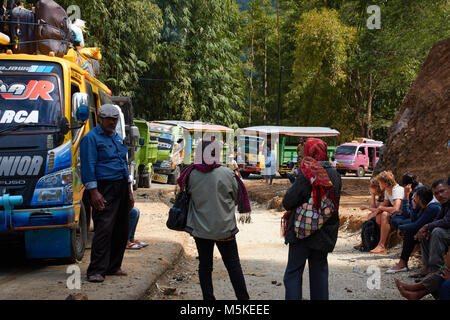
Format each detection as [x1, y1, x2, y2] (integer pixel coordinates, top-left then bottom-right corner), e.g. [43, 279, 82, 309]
[31, 168, 73, 205]
[37, 188, 63, 202]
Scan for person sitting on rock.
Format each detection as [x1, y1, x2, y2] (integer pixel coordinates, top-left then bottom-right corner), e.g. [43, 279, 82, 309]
[413, 179, 450, 278]
[395, 245, 450, 300]
[354, 176, 384, 250]
[386, 186, 440, 273]
[126, 207, 149, 249]
[370, 171, 404, 254]
[390, 172, 423, 231]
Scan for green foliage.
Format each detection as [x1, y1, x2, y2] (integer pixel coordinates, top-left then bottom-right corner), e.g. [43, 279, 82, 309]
[57, 0, 163, 96]
[50, 0, 448, 140]
[134, 0, 246, 128]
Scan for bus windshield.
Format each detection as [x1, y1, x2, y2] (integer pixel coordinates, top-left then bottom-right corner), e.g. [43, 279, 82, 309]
[0, 74, 62, 133]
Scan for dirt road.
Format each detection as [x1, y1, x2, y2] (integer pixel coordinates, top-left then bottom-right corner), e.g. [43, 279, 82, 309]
[0, 177, 428, 300]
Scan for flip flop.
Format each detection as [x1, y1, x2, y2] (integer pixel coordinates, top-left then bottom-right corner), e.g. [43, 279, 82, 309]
[370, 247, 387, 254]
[126, 243, 141, 250]
[134, 240, 148, 248]
[386, 267, 409, 274]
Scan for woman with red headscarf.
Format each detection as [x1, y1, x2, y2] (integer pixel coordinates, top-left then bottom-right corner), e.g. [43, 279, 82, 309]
[281, 138, 342, 300]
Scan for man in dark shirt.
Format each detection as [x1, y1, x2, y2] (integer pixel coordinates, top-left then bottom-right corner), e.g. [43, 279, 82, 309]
[80, 104, 134, 283]
[415, 179, 450, 276]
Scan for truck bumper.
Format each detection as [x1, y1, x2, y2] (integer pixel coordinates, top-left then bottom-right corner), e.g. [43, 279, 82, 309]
[1, 195, 75, 259]
[2, 206, 76, 231]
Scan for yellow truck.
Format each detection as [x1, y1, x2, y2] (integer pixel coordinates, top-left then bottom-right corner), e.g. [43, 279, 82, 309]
[0, 50, 112, 261]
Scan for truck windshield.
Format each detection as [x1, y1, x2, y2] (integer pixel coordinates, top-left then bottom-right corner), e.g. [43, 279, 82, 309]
[0, 74, 62, 133]
[335, 145, 357, 155]
[157, 133, 174, 151]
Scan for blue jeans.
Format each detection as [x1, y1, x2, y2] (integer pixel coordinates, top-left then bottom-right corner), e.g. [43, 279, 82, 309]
[283, 242, 329, 300]
[128, 207, 140, 242]
[438, 280, 450, 300]
[390, 216, 411, 231]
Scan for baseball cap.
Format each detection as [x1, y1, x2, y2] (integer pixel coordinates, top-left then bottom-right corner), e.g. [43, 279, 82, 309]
[98, 104, 120, 119]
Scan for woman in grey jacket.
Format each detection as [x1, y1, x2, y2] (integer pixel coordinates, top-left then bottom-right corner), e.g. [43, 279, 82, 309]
[177, 139, 250, 300]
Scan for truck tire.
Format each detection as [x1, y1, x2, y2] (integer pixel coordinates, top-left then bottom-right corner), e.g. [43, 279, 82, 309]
[69, 203, 87, 263]
[133, 168, 138, 191]
[168, 166, 180, 185]
[142, 172, 151, 188]
[357, 166, 365, 177]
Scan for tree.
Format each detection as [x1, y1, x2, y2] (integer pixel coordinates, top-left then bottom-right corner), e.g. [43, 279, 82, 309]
[57, 0, 163, 96]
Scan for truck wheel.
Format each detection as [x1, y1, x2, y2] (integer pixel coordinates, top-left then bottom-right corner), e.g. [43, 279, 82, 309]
[357, 166, 365, 177]
[142, 172, 151, 188]
[69, 203, 87, 263]
[133, 169, 138, 190]
[240, 172, 250, 179]
[168, 166, 180, 185]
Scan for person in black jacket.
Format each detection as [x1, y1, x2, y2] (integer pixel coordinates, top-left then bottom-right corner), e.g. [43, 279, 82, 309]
[281, 138, 342, 300]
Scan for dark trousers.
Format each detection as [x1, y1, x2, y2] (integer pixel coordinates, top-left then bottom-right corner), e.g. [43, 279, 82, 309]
[400, 229, 418, 263]
[194, 237, 249, 300]
[87, 179, 130, 277]
[283, 242, 329, 300]
[390, 216, 411, 231]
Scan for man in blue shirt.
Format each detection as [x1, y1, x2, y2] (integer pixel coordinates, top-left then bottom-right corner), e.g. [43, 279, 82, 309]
[81, 104, 134, 283]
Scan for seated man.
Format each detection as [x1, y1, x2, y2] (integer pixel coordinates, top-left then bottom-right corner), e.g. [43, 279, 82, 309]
[386, 187, 440, 273]
[390, 172, 423, 231]
[370, 171, 404, 254]
[395, 246, 450, 300]
[126, 207, 148, 249]
[414, 179, 450, 277]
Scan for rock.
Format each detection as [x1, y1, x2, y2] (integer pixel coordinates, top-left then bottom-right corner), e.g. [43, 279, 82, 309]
[375, 38, 450, 185]
[65, 293, 88, 300]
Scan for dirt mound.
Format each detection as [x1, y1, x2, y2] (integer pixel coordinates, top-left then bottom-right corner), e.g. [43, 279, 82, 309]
[376, 38, 450, 185]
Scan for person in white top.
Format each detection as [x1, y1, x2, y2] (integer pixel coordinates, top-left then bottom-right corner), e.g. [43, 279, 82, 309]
[370, 171, 405, 254]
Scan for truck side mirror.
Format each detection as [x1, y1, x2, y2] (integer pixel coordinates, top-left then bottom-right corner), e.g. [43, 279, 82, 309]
[131, 126, 140, 141]
[139, 137, 145, 146]
[72, 92, 89, 122]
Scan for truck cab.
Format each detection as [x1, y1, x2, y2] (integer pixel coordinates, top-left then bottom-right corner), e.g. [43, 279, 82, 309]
[0, 52, 112, 261]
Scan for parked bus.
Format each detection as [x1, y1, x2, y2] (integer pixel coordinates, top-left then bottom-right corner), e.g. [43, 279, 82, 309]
[241, 126, 340, 178]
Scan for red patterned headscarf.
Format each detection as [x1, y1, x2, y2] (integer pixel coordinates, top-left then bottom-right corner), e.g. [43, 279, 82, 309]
[300, 138, 336, 209]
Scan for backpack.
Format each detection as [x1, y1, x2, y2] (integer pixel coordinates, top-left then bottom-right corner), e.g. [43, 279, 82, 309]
[360, 217, 380, 251]
[294, 193, 335, 239]
[10, 7, 37, 54]
[35, 0, 72, 57]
